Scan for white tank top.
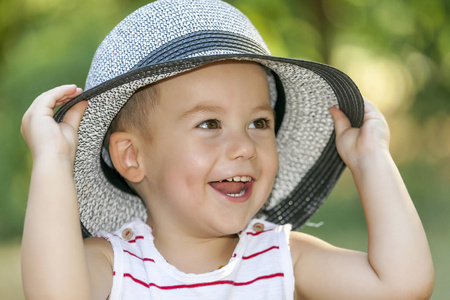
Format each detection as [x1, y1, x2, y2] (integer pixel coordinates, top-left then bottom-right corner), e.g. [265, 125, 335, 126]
[97, 218, 294, 299]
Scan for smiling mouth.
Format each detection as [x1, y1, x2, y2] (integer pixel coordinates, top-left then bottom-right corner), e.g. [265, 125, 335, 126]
[209, 176, 253, 198]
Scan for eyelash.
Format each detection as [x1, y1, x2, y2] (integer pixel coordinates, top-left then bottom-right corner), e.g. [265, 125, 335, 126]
[196, 118, 271, 130]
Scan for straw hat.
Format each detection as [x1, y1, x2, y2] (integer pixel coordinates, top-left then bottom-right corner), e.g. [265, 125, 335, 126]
[54, 0, 364, 237]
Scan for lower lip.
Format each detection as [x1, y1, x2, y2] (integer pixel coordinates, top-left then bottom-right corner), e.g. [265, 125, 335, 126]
[209, 181, 254, 203]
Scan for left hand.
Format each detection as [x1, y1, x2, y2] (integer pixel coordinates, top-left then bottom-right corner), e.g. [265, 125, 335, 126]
[329, 98, 390, 171]
[21, 85, 87, 162]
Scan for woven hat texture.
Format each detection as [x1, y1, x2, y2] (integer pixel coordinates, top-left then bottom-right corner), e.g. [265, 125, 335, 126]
[55, 0, 364, 237]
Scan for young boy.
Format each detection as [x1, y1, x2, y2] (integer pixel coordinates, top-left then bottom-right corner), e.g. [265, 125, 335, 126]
[20, 0, 434, 299]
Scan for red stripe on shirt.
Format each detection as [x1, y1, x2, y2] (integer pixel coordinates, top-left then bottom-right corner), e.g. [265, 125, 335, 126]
[242, 246, 279, 260]
[246, 229, 275, 236]
[123, 272, 284, 290]
[123, 250, 155, 263]
[127, 235, 144, 243]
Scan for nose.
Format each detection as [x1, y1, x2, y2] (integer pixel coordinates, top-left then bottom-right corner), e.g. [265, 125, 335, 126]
[225, 130, 257, 160]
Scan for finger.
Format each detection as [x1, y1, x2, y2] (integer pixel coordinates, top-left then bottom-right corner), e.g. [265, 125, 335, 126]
[61, 101, 89, 131]
[52, 87, 83, 108]
[362, 97, 377, 113]
[329, 107, 352, 136]
[54, 89, 83, 106]
[34, 85, 82, 111]
[361, 97, 388, 125]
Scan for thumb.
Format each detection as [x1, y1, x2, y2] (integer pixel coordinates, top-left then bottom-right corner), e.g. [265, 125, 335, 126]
[329, 107, 352, 136]
[61, 101, 89, 131]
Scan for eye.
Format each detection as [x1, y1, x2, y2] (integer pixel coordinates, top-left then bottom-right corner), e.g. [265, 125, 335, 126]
[249, 118, 270, 129]
[197, 119, 221, 129]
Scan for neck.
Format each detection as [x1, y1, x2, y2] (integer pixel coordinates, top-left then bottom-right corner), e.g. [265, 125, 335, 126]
[149, 222, 239, 274]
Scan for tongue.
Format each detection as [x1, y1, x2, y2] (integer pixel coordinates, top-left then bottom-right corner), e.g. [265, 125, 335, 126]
[210, 181, 245, 195]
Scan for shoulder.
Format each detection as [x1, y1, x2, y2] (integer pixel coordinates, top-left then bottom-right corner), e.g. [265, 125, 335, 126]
[290, 230, 355, 274]
[289, 231, 340, 288]
[84, 237, 114, 265]
[84, 237, 114, 278]
[289, 231, 336, 263]
[86, 218, 150, 260]
[84, 237, 114, 300]
[83, 220, 149, 299]
[289, 231, 337, 299]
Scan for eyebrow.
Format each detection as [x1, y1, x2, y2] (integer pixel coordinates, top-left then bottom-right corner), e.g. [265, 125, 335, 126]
[180, 105, 226, 119]
[179, 103, 275, 119]
[253, 104, 276, 119]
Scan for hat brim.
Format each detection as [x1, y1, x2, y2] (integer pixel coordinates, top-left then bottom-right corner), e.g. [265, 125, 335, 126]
[55, 54, 364, 237]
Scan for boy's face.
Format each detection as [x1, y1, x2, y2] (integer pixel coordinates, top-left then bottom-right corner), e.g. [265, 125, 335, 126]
[137, 61, 278, 236]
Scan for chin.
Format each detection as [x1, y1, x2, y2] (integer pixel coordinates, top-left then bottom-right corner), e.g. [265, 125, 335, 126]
[212, 213, 256, 236]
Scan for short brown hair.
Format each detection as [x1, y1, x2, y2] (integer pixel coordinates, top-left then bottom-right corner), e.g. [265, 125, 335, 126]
[105, 84, 159, 147]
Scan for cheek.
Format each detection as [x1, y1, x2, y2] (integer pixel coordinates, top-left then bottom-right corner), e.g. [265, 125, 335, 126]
[157, 143, 217, 211]
[260, 139, 279, 176]
[163, 141, 217, 185]
[253, 140, 278, 202]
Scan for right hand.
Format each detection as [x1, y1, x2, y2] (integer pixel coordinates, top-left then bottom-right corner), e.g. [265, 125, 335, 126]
[329, 98, 391, 173]
[21, 85, 88, 162]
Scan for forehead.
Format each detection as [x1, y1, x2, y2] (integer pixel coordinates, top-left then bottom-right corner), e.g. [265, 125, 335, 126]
[153, 60, 270, 113]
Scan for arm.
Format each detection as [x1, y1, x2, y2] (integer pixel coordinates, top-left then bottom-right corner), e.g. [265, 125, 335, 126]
[292, 99, 434, 300]
[21, 85, 112, 299]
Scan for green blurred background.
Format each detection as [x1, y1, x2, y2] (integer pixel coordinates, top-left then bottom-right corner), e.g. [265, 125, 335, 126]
[0, 0, 448, 298]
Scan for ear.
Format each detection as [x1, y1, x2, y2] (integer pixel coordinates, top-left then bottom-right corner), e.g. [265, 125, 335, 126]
[109, 132, 145, 183]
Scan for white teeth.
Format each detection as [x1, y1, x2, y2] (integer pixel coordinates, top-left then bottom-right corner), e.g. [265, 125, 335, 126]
[227, 189, 246, 197]
[223, 176, 251, 182]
